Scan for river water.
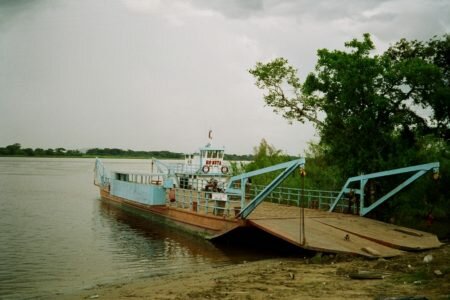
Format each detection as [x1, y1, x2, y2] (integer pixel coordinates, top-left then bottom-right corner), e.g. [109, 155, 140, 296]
[0, 158, 274, 299]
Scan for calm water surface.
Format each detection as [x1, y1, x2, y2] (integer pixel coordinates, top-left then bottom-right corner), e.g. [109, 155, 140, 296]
[0, 158, 271, 299]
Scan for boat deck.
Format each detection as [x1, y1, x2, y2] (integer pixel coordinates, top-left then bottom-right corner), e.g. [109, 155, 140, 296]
[247, 202, 441, 258]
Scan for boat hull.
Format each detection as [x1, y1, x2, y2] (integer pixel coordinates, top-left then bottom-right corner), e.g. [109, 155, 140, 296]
[99, 187, 243, 238]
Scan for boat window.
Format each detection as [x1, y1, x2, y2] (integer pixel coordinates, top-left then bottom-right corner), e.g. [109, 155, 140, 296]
[116, 173, 129, 181]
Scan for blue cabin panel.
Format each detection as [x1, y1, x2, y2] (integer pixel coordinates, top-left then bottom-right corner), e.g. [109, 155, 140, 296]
[110, 180, 166, 205]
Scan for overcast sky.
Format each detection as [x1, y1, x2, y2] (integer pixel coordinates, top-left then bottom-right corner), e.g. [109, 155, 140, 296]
[0, 0, 449, 155]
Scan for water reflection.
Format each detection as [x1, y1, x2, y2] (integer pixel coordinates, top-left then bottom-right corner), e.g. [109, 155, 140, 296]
[96, 201, 232, 268]
[97, 200, 307, 263]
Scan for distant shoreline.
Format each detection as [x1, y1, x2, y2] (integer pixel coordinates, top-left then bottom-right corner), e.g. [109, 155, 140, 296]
[0, 154, 254, 161]
[0, 143, 254, 161]
[0, 154, 174, 160]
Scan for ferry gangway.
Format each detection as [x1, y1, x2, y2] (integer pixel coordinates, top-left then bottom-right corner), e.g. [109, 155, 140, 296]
[225, 158, 305, 219]
[329, 162, 440, 216]
[230, 160, 440, 219]
[225, 160, 441, 257]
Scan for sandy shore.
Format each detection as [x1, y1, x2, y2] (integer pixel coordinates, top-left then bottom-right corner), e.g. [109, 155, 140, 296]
[61, 244, 449, 300]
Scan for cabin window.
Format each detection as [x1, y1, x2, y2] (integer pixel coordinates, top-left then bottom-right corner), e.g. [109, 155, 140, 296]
[116, 173, 129, 181]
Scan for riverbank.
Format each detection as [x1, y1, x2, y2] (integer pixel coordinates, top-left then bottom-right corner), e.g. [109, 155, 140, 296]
[62, 243, 449, 300]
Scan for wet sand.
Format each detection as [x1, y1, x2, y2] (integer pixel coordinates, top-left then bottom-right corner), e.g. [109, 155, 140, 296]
[62, 244, 449, 300]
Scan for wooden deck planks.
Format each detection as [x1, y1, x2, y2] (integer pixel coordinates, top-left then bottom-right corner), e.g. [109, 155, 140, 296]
[248, 202, 440, 257]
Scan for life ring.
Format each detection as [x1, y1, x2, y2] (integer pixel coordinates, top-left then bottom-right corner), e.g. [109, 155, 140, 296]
[221, 166, 229, 174]
[202, 165, 210, 173]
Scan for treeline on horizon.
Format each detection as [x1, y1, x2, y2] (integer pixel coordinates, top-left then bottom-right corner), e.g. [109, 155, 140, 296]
[0, 143, 254, 161]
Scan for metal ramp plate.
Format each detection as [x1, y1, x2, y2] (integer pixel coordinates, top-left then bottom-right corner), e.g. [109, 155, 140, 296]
[313, 215, 442, 251]
[248, 203, 440, 257]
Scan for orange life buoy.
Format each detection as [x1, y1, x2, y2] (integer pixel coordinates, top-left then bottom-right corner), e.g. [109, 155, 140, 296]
[202, 165, 210, 173]
[221, 166, 229, 174]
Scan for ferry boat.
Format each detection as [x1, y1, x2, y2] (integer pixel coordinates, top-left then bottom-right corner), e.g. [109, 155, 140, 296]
[94, 138, 252, 238]
[94, 136, 442, 257]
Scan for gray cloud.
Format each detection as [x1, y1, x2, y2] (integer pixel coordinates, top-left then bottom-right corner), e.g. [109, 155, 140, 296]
[190, 0, 448, 42]
[0, 0, 448, 155]
[191, 0, 264, 19]
[190, 0, 389, 20]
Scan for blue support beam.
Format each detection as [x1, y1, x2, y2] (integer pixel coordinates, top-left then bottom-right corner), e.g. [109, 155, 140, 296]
[361, 170, 427, 216]
[329, 162, 440, 216]
[153, 159, 171, 174]
[226, 158, 305, 219]
[94, 158, 111, 187]
[226, 159, 306, 188]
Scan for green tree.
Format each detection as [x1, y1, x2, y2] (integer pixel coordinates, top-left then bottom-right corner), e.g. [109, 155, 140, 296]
[22, 148, 34, 156]
[250, 33, 449, 178]
[45, 148, 55, 156]
[242, 139, 342, 190]
[249, 58, 322, 126]
[384, 35, 450, 140]
[250, 34, 449, 230]
[244, 139, 292, 185]
[34, 148, 45, 156]
[5, 143, 22, 155]
[55, 148, 66, 155]
[66, 149, 81, 156]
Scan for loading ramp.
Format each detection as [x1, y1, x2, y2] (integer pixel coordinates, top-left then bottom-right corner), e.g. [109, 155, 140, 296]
[248, 202, 441, 258]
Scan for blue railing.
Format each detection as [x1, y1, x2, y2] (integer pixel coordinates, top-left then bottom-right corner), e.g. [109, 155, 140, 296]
[169, 188, 241, 217]
[94, 158, 111, 187]
[169, 184, 353, 218]
[248, 185, 352, 213]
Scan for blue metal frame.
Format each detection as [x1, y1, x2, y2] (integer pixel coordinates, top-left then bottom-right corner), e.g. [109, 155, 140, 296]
[226, 158, 306, 219]
[153, 159, 172, 174]
[329, 162, 440, 216]
[94, 158, 110, 187]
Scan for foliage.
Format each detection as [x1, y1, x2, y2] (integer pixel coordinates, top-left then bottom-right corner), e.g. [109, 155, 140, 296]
[85, 148, 183, 159]
[249, 34, 449, 232]
[248, 58, 322, 125]
[249, 33, 449, 178]
[243, 139, 292, 185]
[300, 142, 343, 190]
[0, 143, 254, 161]
[224, 153, 253, 161]
[243, 139, 341, 190]
[0, 143, 83, 157]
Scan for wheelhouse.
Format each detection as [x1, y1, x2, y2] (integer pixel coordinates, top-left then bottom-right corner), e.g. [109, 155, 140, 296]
[199, 145, 227, 175]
